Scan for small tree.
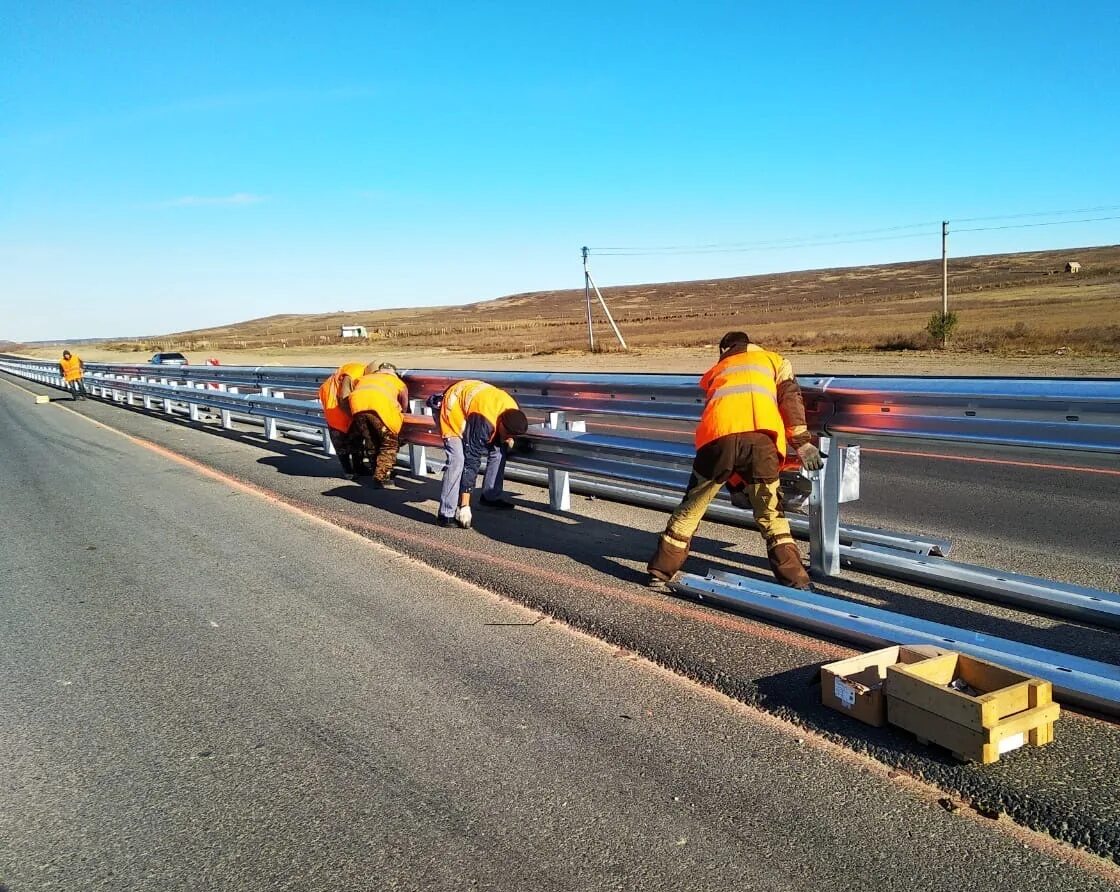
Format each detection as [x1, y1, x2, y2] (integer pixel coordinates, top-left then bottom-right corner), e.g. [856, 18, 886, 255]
[926, 311, 959, 348]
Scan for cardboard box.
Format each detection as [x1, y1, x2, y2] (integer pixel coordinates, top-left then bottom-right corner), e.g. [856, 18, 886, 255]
[886, 652, 1059, 764]
[821, 645, 947, 727]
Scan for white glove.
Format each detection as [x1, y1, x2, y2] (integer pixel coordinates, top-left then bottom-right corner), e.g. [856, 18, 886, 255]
[456, 505, 473, 529]
[729, 490, 752, 511]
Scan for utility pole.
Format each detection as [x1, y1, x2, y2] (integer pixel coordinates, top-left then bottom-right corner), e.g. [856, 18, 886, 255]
[582, 246, 595, 352]
[579, 246, 628, 351]
[941, 220, 949, 348]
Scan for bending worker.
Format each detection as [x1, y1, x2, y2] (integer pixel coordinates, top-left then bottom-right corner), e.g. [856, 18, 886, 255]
[435, 379, 528, 528]
[59, 350, 86, 400]
[647, 330, 823, 590]
[347, 362, 409, 488]
[318, 361, 369, 478]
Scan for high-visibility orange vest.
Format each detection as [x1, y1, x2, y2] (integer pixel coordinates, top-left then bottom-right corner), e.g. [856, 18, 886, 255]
[348, 371, 408, 434]
[317, 362, 368, 432]
[438, 380, 518, 438]
[694, 345, 789, 455]
[60, 355, 83, 382]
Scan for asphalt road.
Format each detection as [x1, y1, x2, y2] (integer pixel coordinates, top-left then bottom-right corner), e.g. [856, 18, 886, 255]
[2, 374, 1120, 890]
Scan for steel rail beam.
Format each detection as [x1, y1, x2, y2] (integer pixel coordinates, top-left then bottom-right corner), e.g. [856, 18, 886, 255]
[11, 359, 1119, 452]
[841, 544, 1120, 629]
[671, 570, 1120, 715]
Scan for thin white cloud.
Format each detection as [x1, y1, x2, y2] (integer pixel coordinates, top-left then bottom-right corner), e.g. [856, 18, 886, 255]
[160, 193, 267, 208]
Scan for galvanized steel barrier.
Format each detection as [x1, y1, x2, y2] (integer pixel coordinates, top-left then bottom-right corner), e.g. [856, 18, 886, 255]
[3, 355, 1119, 713]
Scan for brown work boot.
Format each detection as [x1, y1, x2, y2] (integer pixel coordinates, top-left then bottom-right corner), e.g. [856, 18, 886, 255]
[767, 542, 811, 590]
[647, 532, 691, 584]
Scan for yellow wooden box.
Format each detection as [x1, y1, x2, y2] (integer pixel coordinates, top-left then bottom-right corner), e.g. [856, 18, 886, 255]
[886, 652, 1059, 764]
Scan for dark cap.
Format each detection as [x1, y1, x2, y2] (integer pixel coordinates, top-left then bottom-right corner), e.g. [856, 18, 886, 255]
[498, 409, 528, 437]
[718, 331, 750, 354]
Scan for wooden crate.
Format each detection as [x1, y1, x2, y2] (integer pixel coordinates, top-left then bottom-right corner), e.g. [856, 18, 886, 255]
[886, 652, 1059, 764]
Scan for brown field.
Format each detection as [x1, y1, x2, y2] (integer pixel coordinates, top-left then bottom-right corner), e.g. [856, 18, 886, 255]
[14, 244, 1120, 376]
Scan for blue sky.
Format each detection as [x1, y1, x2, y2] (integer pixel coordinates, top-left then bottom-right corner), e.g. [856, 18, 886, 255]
[2, 1, 1118, 341]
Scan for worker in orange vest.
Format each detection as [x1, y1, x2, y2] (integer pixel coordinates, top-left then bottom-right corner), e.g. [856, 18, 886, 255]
[318, 361, 369, 478]
[348, 363, 410, 488]
[647, 331, 823, 590]
[433, 379, 529, 527]
[58, 350, 86, 400]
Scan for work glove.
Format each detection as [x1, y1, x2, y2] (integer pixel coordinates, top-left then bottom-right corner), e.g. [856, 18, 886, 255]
[456, 505, 473, 529]
[729, 490, 752, 511]
[797, 442, 824, 472]
[425, 393, 444, 410]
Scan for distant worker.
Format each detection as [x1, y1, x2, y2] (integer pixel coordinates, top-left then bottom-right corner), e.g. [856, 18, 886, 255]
[647, 331, 823, 590]
[348, 362, 410, 488]
[59, 350, 86, 400]
[318, 361, 369, 478]
[433, 379, 529, 528]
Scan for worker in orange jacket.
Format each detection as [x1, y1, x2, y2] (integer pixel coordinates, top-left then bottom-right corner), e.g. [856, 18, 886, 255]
[434, 379, 529, 527]
[647, 331, 822, 590]
[347, 363, 410, 488]
[318, 361, 369, 478]
[59, 350, 86, 400]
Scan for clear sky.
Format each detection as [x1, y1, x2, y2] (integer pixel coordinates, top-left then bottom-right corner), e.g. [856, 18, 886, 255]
[2, 1, 1118, 341]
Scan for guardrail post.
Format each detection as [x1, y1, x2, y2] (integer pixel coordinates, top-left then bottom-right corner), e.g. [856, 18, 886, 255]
[161, 378, 173, 413]
[185, 379, 202, 421]
[141, 377, 154, 410]
[408, 399, 431, 476]
[220, 385, 237, 429]
[545, 412, 585, 512]
[262, 388, 282, 440]
[809, 435, 842, 578]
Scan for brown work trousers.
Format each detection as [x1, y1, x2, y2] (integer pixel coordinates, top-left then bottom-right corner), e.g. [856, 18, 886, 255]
[328, 427, 367, 477]
[648, 432, 809, 589]
[351, 411, 400, 482]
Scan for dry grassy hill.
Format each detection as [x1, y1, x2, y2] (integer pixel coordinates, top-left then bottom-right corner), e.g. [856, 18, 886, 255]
[103, 245, 1120, 356]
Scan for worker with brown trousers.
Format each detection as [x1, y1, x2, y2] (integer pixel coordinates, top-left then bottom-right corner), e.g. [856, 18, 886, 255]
[647, 331, 823, 590]
[347, 362, 410, 488]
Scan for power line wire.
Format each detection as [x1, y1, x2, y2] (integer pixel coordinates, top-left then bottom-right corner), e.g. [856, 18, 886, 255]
[955, 215, 1120, 233]
[954, 204, 1120, 224]
[593, 220, 940, 253]
[588, 202, 1120, 257]
[593, 230, 935, 257]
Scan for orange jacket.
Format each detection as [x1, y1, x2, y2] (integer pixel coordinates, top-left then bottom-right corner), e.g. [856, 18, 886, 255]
[348, 371, 408, 434]
[317, 362, 368, 432]
[60, 355, 83, 382]
[438, 380, 518, 439]
[694, 344, 808, 456]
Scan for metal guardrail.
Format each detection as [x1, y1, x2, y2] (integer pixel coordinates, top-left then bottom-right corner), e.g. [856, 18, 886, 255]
[3, 356, 1119, 699]
[673, 571, 1120, 716]
[9, 358, 1120, 452]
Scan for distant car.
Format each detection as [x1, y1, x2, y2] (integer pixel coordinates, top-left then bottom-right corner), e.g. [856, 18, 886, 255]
[150, 352, 189, 366]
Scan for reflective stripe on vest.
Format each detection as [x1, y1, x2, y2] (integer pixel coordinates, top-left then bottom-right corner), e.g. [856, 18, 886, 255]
[694, 346, 787, 454]
[348, 372, 406, 434]
[709, 383, 782, 401]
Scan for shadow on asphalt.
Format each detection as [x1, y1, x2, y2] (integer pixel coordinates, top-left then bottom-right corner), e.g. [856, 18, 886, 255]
[115, 392, 1116, 669]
